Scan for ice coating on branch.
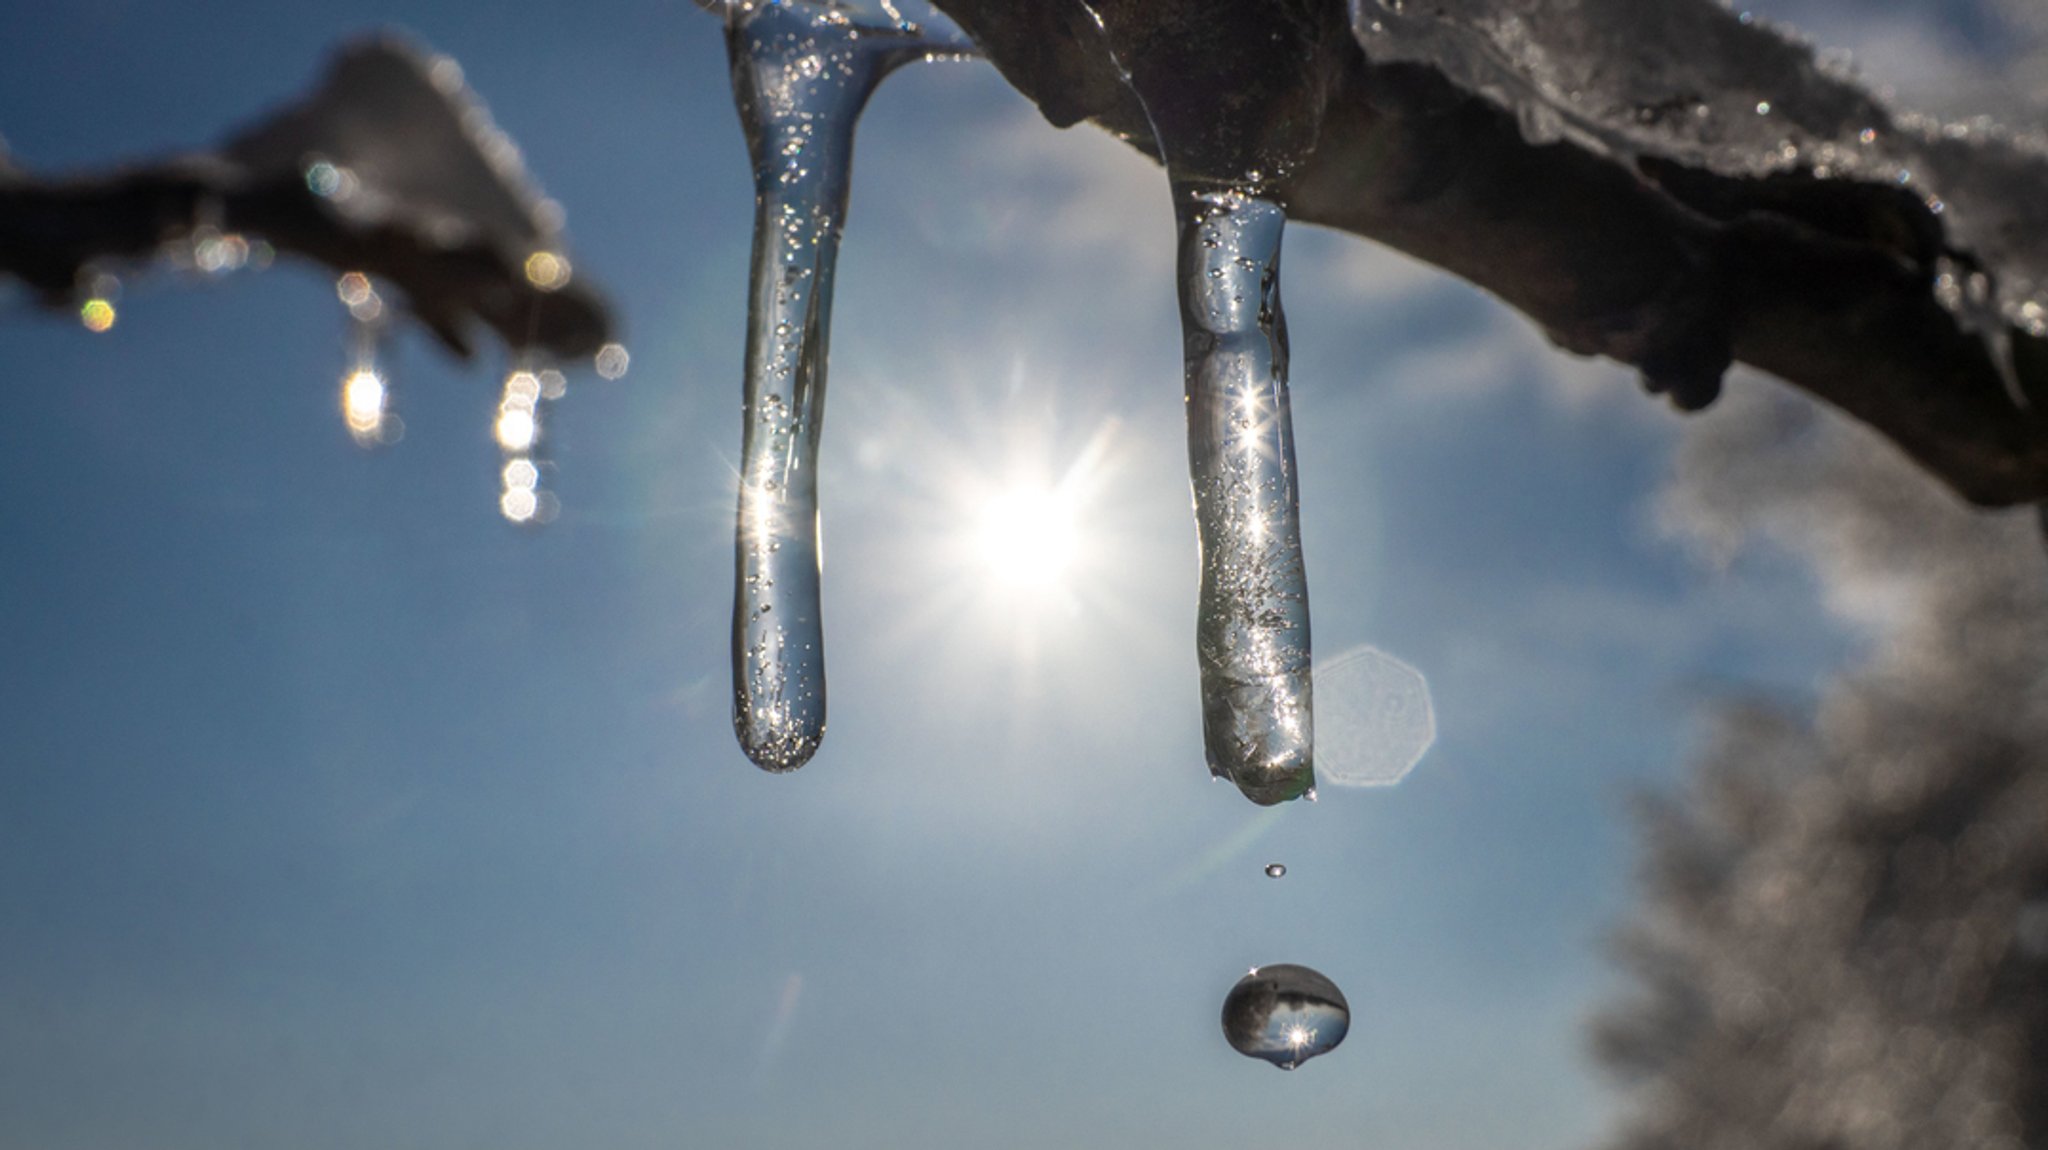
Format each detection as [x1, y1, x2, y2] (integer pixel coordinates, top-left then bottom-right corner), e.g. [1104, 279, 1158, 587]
[1349, 0, 2048, 336]
[718, 0, 970, 772]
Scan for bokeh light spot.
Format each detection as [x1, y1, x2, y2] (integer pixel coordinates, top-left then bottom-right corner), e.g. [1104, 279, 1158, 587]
[341, 368, 387, 441]
[524, 251, 572, 291]
[78, 298, 116, 333]
[500, 486, 539, 522]
[496, 407, 538, 452]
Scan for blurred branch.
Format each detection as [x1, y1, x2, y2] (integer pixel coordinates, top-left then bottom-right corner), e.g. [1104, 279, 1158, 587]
[0, 35, 610, 362]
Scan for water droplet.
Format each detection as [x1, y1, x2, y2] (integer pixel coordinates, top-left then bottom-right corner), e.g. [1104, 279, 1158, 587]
[1754, 100, 1771, 116]
[1221, 963, 1349, 1070]
[1264, 862, 1286, 878]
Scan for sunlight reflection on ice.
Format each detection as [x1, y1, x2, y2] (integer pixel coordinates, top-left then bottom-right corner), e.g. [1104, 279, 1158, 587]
[1313, 643, 1436, 787]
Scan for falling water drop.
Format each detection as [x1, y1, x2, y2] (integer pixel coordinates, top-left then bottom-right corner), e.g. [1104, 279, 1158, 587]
[1221, 964, 1350, 1070]
[1177, 184, 1315, 805]
[1264, 862, 1286, 878]
[713, 0, 973, 772]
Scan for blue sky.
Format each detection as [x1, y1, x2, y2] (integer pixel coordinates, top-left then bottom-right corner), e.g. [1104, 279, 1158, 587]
[0, 2, 2019, 1147]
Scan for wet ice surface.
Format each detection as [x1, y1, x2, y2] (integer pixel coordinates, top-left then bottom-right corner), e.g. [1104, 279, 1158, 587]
[715, 0, 971, 771]
[1221, 964, 1351, 1070]
[1314, 644, 1436, 788]
[1351, 0, 2048, 336]
[1178, 186, 1316, 806]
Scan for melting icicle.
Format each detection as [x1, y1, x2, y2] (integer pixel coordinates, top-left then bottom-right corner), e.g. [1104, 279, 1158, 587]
[1221, 963, 1350, 1070]
[712, 0, 973, 772]
[1178, 185, 1316, 805]
[1066, 0, 1323, 804]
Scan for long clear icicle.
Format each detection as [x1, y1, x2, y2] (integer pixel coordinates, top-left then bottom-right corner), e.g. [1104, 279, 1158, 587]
[1062, 0, 1322, 805]
[1176, 184, 1315, 805]
[717, 0, 970, 771]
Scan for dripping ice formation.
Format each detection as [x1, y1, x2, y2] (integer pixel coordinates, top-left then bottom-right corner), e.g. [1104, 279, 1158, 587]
[1066, 0, 1332, 805]
[707, 0, 1335, 799]
[713, 0, 973, 771]
[1177, 186, 1316, 805]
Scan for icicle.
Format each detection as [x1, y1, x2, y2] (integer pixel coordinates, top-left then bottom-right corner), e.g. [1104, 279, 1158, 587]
[1063, 0, 1324, 805]
[1177, 184, 1315, 805]
[713, 0, 973, 772]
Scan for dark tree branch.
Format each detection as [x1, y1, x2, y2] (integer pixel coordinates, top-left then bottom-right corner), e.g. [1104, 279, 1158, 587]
[931, 0, 2048, 507]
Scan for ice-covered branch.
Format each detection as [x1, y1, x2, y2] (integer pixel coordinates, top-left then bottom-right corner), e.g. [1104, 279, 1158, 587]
[932, 0, 2048, 507]
[0, 36, 610, 362]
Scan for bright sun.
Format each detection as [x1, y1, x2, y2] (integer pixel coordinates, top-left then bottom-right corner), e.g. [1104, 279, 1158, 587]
[975, 484, 1080, 590]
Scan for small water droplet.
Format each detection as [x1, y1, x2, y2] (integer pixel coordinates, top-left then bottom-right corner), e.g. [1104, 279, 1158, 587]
[1264, 862, 1286, 878]
[1221, 963, 1349, 1070]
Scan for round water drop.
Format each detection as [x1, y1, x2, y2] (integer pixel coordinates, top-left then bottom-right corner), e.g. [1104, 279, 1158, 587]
[1314, 644, 1436, 787]
[1264, 862, 1286, 878]
[1221, 964, 1349, 1070]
